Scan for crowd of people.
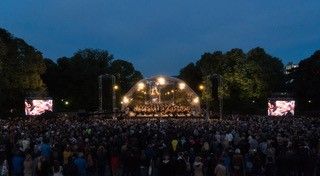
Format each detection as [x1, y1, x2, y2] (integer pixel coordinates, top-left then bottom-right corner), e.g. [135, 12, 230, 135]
[0, 115, 320, 176]
[130, 104, 193, 116]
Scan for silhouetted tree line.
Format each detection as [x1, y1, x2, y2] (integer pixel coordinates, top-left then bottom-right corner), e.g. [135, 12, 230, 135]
[0, 28, 142, 115]
[178, 48, 320, 114]
[0, 27, 319, 116]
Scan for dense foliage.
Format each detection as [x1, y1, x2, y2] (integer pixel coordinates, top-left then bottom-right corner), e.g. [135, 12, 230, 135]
[42, 50, 143, 111]
[0, 27, 319, 115]
[294, 50, 320, 111]
[0, 28, 46, 115]
[178, 47, 319, 114]
[0, 28, 142, 114]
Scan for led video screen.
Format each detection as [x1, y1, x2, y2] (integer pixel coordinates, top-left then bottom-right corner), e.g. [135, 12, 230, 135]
[25, 99, 53, 116]
[268, 100, 295, 116]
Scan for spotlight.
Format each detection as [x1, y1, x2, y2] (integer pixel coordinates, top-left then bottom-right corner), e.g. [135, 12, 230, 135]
[157, 77, 166, 85]
[122, 96, 129, 104]
[178, 82, 186, 90]
[192, 97, 199, 104]
[137, 82, 145, 91]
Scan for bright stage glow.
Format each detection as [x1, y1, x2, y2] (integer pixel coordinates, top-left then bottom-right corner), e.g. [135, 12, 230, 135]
[137, 82, 145, 91]
[192, 97, 199, 104]
[123, 96, 129, 104]
[178, 82, 186, 90]
[157, 77, 166, 85]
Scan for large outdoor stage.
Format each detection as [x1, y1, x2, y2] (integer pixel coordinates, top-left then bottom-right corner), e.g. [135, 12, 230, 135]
[121, 75, 201, 117]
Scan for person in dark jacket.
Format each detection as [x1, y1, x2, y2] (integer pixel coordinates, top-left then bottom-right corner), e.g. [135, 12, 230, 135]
[11, 151, 24, 176]
[159, 155, 174, 176]
[174, 152, 187, 176]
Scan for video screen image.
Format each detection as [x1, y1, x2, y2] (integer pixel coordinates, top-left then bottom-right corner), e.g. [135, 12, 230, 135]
[25, 99, 53, 115]
[268, 100, 295, 116]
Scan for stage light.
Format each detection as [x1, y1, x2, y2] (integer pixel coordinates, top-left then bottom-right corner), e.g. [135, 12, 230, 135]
[308, 100, 312, 103]
[137, 82, 145, 91]
[178, 82, 186, 90]
[157, 77, 166, 85]
[123, 96, 129, 104]
[113, 85, 119, 90]
[192, 97, 199, 104]
[65, 101, 69, 105]
[199, 84, 205, 91]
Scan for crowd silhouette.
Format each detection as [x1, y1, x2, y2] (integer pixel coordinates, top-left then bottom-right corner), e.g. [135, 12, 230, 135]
[0, 115, 319, 176]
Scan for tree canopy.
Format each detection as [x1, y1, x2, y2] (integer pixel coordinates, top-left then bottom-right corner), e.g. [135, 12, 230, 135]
[42, 49, 143, 111]
[0, 28, 46, 115]
[294, 50, 320, 111]
[179, 48, 285, 114]
[0, 28, 143, 114]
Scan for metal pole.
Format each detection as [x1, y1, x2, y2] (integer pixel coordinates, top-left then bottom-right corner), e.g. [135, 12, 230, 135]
[219, 75, 223, 120]
[112, 75, 116, 113]
[98, 75, 103, 112]
[206, 75, 211, 121]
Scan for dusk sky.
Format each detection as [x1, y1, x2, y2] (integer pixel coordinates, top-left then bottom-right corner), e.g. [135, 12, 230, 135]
[1, 0, 320, 77]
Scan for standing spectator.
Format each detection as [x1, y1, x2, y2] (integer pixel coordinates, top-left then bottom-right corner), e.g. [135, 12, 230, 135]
[111, 152, 121, 176]
[233, 148, 244, 176]
[74, 153, 87, 176]
[96, 146, 107, 176]
[23, 154, 33, 176]
[193, 156, 203, 176]
[214, 160, 227, 176]
[159, 155, 173, 176]
[175, 152, 187, 176]
[63, 145, 72, 166]
[64, 156, 77, 176]
[11, 151, 24, 176]
[1, 160, 9, 176]
[40, 138, 52, 159]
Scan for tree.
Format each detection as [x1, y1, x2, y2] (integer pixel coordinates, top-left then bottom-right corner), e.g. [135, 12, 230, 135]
[0, 28, 46, 115]
[110, 59, 143, 93]
[180, 48, 279, 114]
[294, 50, 320, 111]
[247, 47, 285, 94]
[42, 49, 113, 111]
[42, 50, 143, 111]
[178, 63, 202, 93]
